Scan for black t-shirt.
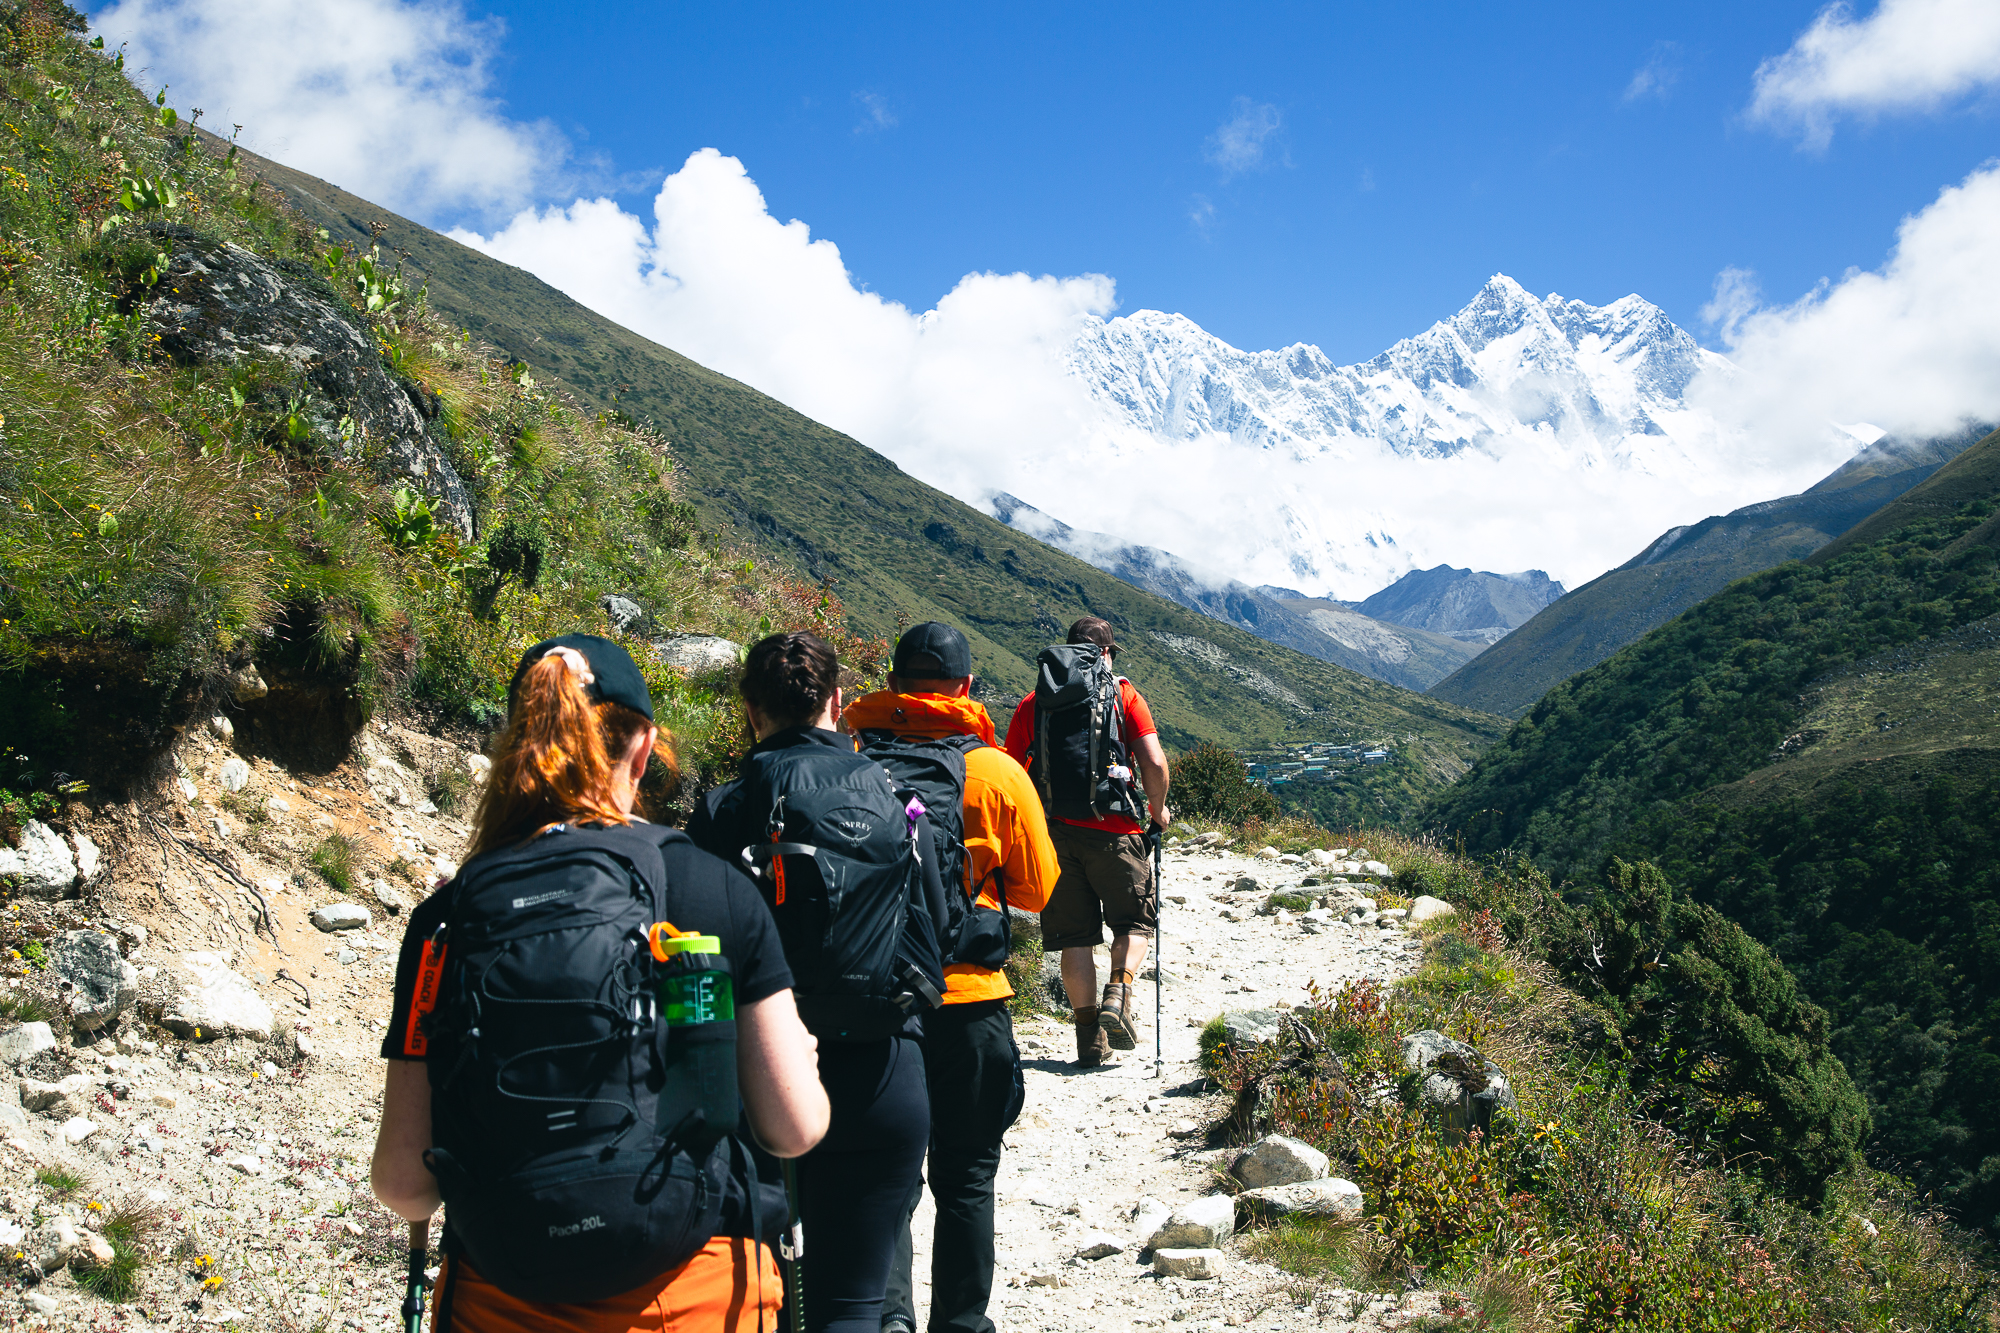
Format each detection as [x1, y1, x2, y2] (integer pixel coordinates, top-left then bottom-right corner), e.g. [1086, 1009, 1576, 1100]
[380, 821, 793, 1062]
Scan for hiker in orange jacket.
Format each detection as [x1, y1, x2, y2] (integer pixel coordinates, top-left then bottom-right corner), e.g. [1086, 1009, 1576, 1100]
[843, 622, 1057, 1333]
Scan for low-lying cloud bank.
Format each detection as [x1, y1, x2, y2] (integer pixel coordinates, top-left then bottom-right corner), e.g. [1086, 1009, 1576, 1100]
[457, 150, 1999, 595]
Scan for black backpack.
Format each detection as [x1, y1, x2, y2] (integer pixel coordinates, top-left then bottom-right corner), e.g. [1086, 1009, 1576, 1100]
[856, 729, 1014, 970]
[419, 822, 765, 1305]
[734, 742, 946, 1042]
[1031, 643, 1142, 823]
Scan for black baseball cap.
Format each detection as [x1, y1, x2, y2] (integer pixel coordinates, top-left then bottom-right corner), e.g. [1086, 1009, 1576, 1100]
[510, 633, 654, 721]
[892, 622, 972, 678]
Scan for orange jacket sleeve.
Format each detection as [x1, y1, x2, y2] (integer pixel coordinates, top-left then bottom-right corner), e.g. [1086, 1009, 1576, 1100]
[964, 748, 1056, 915]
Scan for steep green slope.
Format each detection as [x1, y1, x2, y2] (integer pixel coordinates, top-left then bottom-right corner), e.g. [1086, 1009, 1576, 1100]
[1428, 462, 1957, 718]
[215, 141, 1506, 771]
[1432, 429, 2000, 1225]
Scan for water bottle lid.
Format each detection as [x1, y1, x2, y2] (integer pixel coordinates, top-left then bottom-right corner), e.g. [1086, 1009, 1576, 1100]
[649, 921, 721, 960]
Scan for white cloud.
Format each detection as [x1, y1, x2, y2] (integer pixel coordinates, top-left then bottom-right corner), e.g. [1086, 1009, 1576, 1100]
[1188, 194, 1216, 237]
[1750, 0, 2000, 147]
[1203, 98, 1283, 177]
[1691, 159, 2000, 452]
[1623, 41, 1682, 102]
[453, 150, 1118, 504]
[854, 91, 897, 134]
[91, 0, 568, 222]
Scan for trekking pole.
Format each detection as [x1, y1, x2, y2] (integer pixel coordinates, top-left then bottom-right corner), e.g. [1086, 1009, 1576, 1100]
[400, 1219, 428, 1333]
[1149, 826, 1164, 1081]
[781, 1158, 806, 1333]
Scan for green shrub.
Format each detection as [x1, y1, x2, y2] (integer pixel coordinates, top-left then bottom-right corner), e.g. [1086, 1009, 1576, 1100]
[1173, 743, 1279, 824]
[36, 1163, 85, 1198]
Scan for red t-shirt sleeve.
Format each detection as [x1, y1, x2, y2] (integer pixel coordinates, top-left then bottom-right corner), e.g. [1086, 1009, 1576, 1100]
[1120, 680, 1156, 741]
[1003, 697, 1035, 767]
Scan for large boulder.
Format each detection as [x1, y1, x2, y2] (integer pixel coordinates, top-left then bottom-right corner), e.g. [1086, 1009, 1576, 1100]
[1230, 1133, 1329, 1189]
[145, 231, 473, 539]
[47, 931, 139, 1032]
[21, 1074, 92, 1117]
[1236, 1177, 1364, 1221]
[1204, 1009, 1283, 1056]
[0, 820, 77, 897]
[160, 953, 274, 1042]
[1408, 895, 1456, 923]
[653, 634, 742, 675]
[1400, 1029, 1515, 1136]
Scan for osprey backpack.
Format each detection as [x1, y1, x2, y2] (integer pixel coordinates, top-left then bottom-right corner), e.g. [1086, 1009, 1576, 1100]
[855, 729, 1014, 970]
[1031, 643, 1142, 824]
[734, 742, 946, 1042]
[417, 822, 766, 1305]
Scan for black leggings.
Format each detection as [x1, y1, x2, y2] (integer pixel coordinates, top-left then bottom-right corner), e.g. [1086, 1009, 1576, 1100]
[796, 1033, 929, 1333]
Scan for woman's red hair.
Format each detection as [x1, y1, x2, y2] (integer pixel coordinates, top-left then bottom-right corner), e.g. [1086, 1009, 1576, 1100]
[466, 654, 672, 858]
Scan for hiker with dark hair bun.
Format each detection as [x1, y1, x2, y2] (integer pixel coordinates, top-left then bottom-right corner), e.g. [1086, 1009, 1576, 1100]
[690, 632, 950, 1333]
[372, 633, 828, 1331]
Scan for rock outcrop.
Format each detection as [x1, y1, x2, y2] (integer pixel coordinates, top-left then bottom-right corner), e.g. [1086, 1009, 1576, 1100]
[1400, 1028, 1515, 1136]
[145, 230, 473, 538]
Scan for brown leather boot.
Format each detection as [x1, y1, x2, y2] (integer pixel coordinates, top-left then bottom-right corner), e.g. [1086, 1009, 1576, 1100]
[1074, 1007, 1112, 1067]
[1099, 974, 1138, 1051]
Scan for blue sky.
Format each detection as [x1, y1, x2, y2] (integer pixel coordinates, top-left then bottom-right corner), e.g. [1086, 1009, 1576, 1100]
[94, 0, 2000, 359]
[340, 0, 1995, 358]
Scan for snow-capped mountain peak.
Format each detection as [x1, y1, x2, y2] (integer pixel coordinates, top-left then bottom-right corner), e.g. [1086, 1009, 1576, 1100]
[1025, 275, 1754, 598]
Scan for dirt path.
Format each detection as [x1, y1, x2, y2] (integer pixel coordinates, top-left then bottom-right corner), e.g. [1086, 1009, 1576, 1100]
[3, 729, 1438, 1331]
[902, 843, 1443, 1333]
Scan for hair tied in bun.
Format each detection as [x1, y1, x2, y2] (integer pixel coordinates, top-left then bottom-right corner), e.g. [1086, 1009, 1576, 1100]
[542, 645, 596, 685]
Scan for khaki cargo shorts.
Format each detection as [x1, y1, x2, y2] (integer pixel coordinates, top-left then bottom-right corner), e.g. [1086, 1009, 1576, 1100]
[1040, 822, 1157, 951]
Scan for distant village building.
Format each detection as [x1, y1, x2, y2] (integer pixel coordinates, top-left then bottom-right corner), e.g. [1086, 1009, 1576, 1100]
[1362, 749, 1390, 764]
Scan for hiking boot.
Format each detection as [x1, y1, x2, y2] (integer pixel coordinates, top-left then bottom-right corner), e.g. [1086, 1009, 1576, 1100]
[1074, 1007, 1112, 1067]
[1099, 979, 1138, 1051]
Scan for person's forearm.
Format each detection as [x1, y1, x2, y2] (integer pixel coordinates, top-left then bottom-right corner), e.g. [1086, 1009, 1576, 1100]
[371, 1060, 442, 1222]
[736, 991, 829, 1158]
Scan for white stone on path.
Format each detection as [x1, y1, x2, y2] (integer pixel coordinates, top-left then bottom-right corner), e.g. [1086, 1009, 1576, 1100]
[1236, 1177, 1364, 1220]
[1149, 1194, 1234, 1249]
[1231, 1132, 1329, 1188]
[310, 903, 371, 932]
[218, 757, 251, 793]
[1073, 1230, 1125, 1260]
[59, 1115, 97, 1144]
[1153, 1248, 1223, 1280]
[1409, 895, 1457, 923]
[0, 1021, 57, 1066]
[227, 1155, 265, 1176]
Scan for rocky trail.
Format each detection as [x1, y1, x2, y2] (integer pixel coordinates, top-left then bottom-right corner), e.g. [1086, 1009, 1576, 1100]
[1, 724, 1453, 1331]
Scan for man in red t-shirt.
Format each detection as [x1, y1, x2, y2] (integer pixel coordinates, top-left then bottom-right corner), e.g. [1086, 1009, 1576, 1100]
[1004, 617, 1172, 1066]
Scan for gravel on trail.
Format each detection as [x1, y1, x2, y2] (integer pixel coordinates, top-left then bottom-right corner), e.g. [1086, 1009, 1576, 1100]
[3, 724, 1448, 1331]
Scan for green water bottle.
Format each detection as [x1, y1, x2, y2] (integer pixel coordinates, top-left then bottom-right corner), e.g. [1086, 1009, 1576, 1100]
[649, 923, 740, 1149]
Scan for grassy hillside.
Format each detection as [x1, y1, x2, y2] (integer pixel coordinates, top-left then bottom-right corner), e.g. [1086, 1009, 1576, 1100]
[1428, 461, 1955, 718]
[1431, 429, 2000, 1227]
[0, 9, 876, 805]
[215, 141, 1507, 773]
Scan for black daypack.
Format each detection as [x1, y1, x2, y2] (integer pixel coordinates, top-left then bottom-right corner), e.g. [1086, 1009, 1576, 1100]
[735, 742, 945, 1042]
[856, 729, 1013, 971]
[419, 822, 763, 1306]
[1031, 643, 1142, 823]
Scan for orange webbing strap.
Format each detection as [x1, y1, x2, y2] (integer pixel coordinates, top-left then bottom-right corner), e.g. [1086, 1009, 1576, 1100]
[648, 920, 699, 963]
[770, 855, 787, 906]
[401, 937, 447, 1058]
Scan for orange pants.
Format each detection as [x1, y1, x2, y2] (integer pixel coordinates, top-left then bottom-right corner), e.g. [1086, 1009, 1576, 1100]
[431, 1237, 781, 1332]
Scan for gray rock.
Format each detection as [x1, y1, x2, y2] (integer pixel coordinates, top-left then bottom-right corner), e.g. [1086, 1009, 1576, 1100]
[337, 948, 358, 966]
[598, 593, 655, 635]
[0, 1021, 56, 1066]
[0, 820, 77, 897]
[1236, 1177, 1364, 1221]
[26, 1290, 60, 1315]
[1232, 875, 1263, 892]
[0, 1100, 30, 1133]
[1073, 1230, 1125, 1260]
[1409, 895, 1456, 923]
[160, 952, 274, 1042]
[1128, 1196, 1172, 1243]
[1230, 1133, 1329, 1188]
[1149, 1194, 1234, 1249]
[653, 634, 743, 676]
[1400, 1029, 1515, 1136]
[208, 714, 235, 743]
[20, 1074, 90, 1115]
[146, 232, 473, 538]
[218, 756, 251, 793]
[1152, 1248, 1222, 1280]
[1362, 860, 1391, 877]
[1207, 1008, 1284, 1056]
[31, 1215, 81, 1272]
[310, 903, 372, 932]
[1307, 848, 1341, 866]
[48, 931, 140, 1032]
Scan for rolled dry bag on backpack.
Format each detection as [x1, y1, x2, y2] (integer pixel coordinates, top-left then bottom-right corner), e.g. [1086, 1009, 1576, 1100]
[420, 823, 737, 1305]
[1032, 643, 1141, 824]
